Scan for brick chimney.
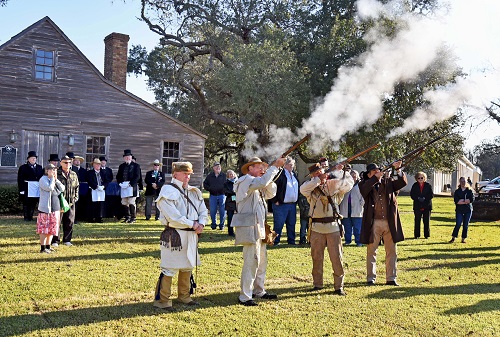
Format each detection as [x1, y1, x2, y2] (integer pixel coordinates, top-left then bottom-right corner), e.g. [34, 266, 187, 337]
[104, 32, 130, 89]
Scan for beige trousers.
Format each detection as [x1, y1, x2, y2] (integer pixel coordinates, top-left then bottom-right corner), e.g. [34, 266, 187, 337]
[366, 219, 397, 282]
[310, 230, 344, 290]
[239, 240, 268, 302]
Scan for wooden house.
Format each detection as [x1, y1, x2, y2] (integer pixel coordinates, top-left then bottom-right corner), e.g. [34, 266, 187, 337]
[0, 16, 206, 186]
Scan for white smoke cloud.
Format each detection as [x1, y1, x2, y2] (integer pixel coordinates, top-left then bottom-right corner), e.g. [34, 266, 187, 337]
[242, 0, 500, 158]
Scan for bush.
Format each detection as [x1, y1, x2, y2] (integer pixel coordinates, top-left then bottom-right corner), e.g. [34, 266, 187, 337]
[0, 185, 22, 214]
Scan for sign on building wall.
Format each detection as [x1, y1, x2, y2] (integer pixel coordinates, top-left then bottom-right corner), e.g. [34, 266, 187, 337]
[0, 145, 17, 167]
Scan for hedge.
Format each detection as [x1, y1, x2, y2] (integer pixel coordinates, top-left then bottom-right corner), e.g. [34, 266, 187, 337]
[0, 185, 23, 214]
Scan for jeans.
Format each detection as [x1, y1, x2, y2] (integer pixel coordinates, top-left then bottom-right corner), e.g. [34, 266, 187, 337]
[452, 211, 472, 239]
[209, 194, 226, 228]
[272, 203, 297, 245]
[342, 217, 362, 245]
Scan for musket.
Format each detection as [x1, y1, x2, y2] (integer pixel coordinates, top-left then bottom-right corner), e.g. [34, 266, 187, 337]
[270, 134, 311, 180]
[381, 134, 448, 171]
[282, 134, 311, 158]
[324, 142, 381, 174]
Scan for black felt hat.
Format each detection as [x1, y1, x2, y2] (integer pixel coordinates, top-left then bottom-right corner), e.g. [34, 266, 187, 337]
[27, 151, 38, 159]
[48, 154, 60, 162]
[123, 149, 133, 157]
[366, 163, 380, 172]
[66, 151, 75, 159]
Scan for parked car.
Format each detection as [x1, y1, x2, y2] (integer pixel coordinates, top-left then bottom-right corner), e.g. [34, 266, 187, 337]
[476, 176, 500, 192]
[486, 187, 500, 197]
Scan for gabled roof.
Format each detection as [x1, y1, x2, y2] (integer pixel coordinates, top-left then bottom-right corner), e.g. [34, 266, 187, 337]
[0, 16, 207, 139]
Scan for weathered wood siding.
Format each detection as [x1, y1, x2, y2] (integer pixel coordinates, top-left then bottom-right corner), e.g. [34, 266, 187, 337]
[0, 18, 206, 187]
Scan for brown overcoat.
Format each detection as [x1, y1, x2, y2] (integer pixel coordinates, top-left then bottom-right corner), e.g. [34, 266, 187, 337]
[358, 173, 408, 244]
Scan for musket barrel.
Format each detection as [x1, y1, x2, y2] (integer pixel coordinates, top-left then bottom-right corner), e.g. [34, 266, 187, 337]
[281, 134, 311, 158]
[382, 134, 448, 171]
[324, 142, 381, 173]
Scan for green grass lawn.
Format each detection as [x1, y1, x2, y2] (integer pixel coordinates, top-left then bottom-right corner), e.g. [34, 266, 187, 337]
[0, 196, 499, 337]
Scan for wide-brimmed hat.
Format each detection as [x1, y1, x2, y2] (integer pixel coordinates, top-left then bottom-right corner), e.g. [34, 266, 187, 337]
[73, 155, 85, 162]
[92, 158, 101, 165]
[152, 159, 163, 166]
[27, 151, 38, 159]
[99, 156, 107, 162]
[123, 149, 133, 157]
[66, 151, 75, 159]
[308, 163, 322, 175]
[241, 157, 267, 175]
[366, 163, 380, 172]
[48, 154, 60, 162]
[172, 162, 193, 174]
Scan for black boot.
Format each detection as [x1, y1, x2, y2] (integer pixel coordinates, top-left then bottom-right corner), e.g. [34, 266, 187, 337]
[129, 204, 136, 223]
[122, 205, 131, 223]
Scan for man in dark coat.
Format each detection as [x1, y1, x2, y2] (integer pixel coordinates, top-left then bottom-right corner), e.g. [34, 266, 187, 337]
[358, 162, 407, 286]
[203, 162, 226, 229]
[269, 156, 299, 245]
[116, 149, 141, 223]
[144, 159, 165, 220]
[17, 151, 44, 221]
[67, 152, 88, 222]
[87, 158, 110, 223]
[99, 156, 113, 183]
[53, 155, 80, 246]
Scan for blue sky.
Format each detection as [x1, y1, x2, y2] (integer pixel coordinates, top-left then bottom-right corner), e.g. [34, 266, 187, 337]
[0, 0, 158, 103]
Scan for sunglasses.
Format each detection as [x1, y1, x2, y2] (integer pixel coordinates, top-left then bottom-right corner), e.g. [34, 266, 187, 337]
[61, 161, 72, 164]
[417, 177, 424, 180]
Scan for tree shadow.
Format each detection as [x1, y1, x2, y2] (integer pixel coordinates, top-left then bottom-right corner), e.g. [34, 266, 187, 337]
[399, 251, 500, 263]
[443, 299, 500, 314]
[0, 250, 159, 265]
[0, 286, 313, 337]
[366, 283, 499, 309]
[403, 257, 500, 271]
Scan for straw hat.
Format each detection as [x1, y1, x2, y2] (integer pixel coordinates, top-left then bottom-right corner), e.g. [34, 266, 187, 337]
[241, 157, 267, 175]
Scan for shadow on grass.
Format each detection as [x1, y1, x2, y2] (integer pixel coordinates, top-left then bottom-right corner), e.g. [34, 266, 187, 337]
[403, 257, 500, 271]
[0, 287, 309, 337]
[399, 251, 500, 263]
[0, 250, 159, 264]
[366, 283, 500, 313]
[0, 242, 242, 264]
[443, 298, 500, 314]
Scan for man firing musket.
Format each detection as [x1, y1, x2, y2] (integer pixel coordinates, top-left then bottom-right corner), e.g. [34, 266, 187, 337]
[298, 142, 380, 295]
